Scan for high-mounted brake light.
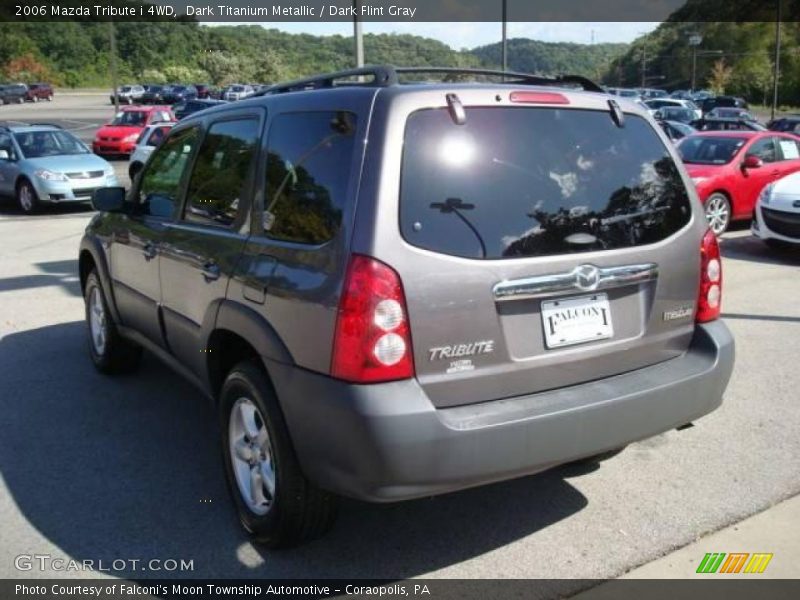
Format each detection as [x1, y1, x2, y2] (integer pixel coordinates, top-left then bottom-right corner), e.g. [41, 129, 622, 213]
[696, 229, 722, 323]
[509, 91, 570, 105]
[331, 255, 415, 383]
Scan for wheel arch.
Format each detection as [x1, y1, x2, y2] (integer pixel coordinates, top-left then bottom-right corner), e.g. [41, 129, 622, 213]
[78, 236, 121, 323]
[205, 300, 294, 399]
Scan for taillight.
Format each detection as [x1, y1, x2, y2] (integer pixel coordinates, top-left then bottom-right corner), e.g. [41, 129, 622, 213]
[331, 254, 414, 383]
[697, 229, 722, 323]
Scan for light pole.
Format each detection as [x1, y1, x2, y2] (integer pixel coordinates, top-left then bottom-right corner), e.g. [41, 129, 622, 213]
[501, 0, 507, 73]
[771, 0, 782, 120]
[353, 0, 364, 69]
[688, 33, 702, 91]
[109, 21, 119, 113]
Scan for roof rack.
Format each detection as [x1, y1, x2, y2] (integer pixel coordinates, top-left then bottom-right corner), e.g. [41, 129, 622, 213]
[255, 65, 604, 96]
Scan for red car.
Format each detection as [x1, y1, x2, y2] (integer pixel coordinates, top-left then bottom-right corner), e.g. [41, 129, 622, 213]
[678, 131, 800, 234]
[92, 105, 175, 156]
[25, 83, 53, 102]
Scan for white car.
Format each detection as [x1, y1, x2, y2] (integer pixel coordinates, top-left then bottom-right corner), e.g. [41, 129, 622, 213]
[752, 169, 800, 247]
[128, 122, 175, 181]
[223, 84, 255, 101]
[644, 98, 702, 121]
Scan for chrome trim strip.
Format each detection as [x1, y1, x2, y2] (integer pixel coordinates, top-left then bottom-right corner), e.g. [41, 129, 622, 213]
[492, 263, 658, 301]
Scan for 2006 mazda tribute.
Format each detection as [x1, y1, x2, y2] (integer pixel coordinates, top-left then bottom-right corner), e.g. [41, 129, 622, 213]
[79, 66, 735, 547]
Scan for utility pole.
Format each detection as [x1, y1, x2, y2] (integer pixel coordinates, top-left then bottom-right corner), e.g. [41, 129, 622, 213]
[688, 33, 702, 92]
[771, 0, 781, 120]
[640, 46, 647, 88]
[501, 0, 507, 73]
[353, 0, 364, 69]
[109, 20, 119, 113]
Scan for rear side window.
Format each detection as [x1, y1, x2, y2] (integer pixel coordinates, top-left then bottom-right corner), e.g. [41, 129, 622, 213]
[184, 118, 259, 228]
[263, 111, 356, 245]
[400, 107, 692, 259]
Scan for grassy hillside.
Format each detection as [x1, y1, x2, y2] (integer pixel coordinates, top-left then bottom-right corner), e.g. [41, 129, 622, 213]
[470, 38, 628, 80]
[0, 22, 619, 88]
[606, 2, 800, 105]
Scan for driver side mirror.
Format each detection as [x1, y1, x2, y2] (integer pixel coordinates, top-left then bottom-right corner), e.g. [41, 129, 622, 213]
[92, 187, 126, 212]
[742, 155, 763, 169]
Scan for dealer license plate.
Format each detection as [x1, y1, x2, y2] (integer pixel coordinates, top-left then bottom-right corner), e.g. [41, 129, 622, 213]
[541, 293, 613, 349]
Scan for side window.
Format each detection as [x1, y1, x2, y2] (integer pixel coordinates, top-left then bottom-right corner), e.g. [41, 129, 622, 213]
[776, 137, 800, 161]
[183, 118, 259, 228]
[0, 133, 14, 159]
[137, 127, 199, 218]
[746, 138, 777, 163]
[264, 111, 357, 245]
[147, 126, 170, 147]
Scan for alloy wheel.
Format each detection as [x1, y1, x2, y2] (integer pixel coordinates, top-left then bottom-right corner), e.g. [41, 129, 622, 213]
[705, 194, 730, 236]
[88, 287, 107, 356]
[228, 397, 276, 516]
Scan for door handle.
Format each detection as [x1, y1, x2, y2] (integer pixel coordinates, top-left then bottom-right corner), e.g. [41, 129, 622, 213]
[142, 243, 157, 260]
[201, 262, 220, 282]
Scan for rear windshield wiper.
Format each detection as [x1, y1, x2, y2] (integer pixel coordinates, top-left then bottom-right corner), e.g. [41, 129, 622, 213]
[430, 197, 487, 258]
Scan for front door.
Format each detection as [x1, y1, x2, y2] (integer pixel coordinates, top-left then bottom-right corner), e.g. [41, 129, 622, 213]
[159, 114, 263, 376]
[737, 137, 780, 218]
[109, 126, 200, 346]
[0, 132, 18, 196]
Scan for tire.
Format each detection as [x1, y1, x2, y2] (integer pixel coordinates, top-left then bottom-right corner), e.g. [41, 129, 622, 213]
[47, 95, 52, 102]
[16, 179, 40, 214]
[220, 361, 338, 548]
[84, 270, 142, 374]
[704, 192, 731, 236]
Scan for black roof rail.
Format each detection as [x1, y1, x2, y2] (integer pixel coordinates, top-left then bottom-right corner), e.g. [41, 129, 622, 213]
[27, 123, 63, 128]
[255, 64, 605, 96]
[393, 67, 605, 92]
[255, 66, 398, 96]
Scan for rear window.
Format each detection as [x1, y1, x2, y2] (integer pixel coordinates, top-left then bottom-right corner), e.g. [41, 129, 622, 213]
[400, 107, 692, 259]
[678, 136, 746, 164]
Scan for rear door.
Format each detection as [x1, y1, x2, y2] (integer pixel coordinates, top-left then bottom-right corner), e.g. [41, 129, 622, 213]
[365, 90, 702, 408]
[158, 111, 263, 376]
[774, 135, 800, 179]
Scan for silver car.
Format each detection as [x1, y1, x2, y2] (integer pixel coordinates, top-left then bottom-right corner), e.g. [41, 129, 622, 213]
[0, 124, 118, 213]
[128, 122, 175, 181]
[222, 84, 255, 101]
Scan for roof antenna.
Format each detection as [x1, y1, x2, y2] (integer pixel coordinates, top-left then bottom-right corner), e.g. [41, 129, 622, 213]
[608, 99, 625, 128]
[446, 93, 466, 125]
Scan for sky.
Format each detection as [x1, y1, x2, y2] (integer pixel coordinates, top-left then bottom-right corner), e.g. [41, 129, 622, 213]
[208, 22, 660, 49]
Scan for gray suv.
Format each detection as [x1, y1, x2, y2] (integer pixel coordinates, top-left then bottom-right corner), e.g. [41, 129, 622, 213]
[79, 66, 735, 547]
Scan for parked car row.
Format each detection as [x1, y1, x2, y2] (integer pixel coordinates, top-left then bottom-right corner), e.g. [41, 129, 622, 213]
[1, 82, 53, 105]
[111, 82, 267, 105]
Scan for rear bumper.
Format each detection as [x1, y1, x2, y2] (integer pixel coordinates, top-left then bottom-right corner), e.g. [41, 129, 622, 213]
[271, 321, 734, 502]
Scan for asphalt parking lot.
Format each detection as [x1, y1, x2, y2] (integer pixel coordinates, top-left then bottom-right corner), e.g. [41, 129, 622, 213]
[0, 96, 799, 589]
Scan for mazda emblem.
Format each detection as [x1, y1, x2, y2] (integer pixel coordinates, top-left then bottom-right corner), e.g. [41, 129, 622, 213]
[574, 265, 600, 291]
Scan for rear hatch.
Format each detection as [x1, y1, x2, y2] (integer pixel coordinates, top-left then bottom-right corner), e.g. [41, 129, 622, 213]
[370, 89, 702, 408]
